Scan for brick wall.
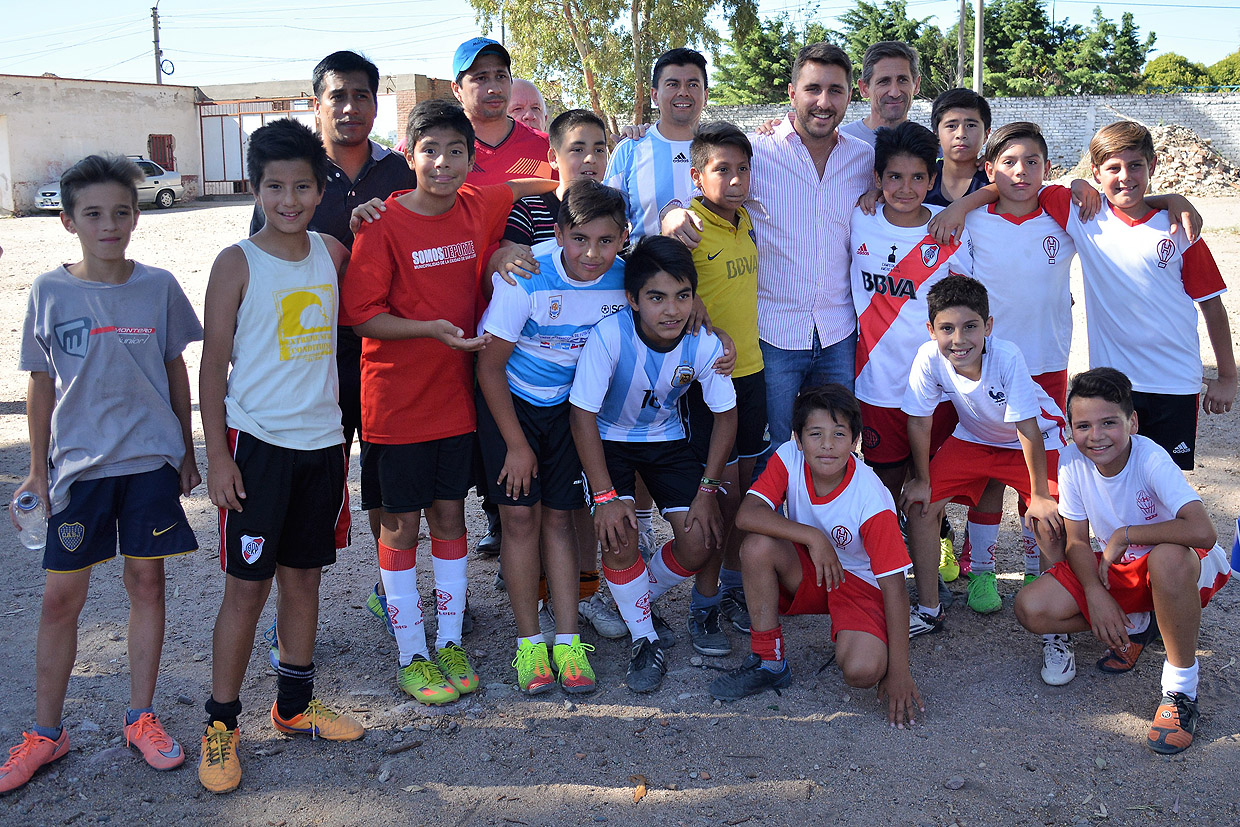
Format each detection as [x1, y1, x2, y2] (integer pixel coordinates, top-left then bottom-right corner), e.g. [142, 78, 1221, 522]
[394, 75, 458, 139]
[699, 93, 1240, 166]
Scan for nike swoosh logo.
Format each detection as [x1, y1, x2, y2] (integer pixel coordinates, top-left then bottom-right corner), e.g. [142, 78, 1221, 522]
[706, 250, 723, 260]
[152, 524, 178, 536]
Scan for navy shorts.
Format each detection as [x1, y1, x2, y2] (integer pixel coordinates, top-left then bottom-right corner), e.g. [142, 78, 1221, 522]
[218, 430, 349, 581]
[45, 464, 197, 573]
[685, 369, 769, 466]
[599, 440, 701, 514]
[1131, 391, 1198, 470]
[476, 390, 585, 511]
[361, 433, 474, 513]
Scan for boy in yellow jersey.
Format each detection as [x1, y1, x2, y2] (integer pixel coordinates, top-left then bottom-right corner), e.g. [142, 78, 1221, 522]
[671, 121, 766, 653]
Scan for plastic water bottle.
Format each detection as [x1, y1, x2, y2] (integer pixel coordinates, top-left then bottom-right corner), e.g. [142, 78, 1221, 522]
[12, 492, 47, 550]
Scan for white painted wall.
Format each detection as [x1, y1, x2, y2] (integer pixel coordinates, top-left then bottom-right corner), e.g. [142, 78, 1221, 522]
[0, 75, 202, 214]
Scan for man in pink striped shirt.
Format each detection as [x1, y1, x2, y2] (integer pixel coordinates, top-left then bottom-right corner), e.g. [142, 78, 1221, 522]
[667, 42, 874, 447]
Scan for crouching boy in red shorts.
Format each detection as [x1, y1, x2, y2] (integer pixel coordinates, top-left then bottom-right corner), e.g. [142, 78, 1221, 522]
[1014, 368, 1230, 754]
[709, 385, 923, 728]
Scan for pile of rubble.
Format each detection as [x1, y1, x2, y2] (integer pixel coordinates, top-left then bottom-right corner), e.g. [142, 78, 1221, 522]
[1059, 123, 1240, 197]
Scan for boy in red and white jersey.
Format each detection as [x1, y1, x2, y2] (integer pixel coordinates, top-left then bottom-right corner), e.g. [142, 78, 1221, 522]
[851, 122, 972, 507]
[709, 385, 923, 728]
[900, 275, 1067, 639]
[933, 120, 1228, 470]
[1015, 368, 1230, 754]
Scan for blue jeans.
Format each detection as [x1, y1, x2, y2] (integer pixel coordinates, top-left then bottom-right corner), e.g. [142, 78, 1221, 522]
[760, 329, 857, 448]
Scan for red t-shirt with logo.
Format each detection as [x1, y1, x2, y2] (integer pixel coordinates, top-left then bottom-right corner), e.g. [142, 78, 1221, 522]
[342, 184, 512, 443]
[468, 120, 555, 186]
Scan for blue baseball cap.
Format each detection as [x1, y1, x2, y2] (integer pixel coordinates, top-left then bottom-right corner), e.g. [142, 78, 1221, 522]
[452, 37, 511, 81]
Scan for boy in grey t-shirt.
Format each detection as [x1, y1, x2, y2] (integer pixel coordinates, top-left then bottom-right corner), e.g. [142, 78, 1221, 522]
[0, 156, 202, 794]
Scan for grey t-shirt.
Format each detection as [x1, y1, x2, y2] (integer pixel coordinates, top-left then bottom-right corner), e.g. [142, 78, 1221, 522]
[19, 262, 203, 513]
[839, 118, 878, 146]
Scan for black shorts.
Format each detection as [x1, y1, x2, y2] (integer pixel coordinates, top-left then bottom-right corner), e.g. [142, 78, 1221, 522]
[337, 326, 363, 449]
[1132, 391, 1198, 470]
[684, 370, 769, 466]
[476, 390, 585, 510]
[219, 430, 349, 581]
[361, 433, 474, 513]
[44, 464, 197, 573]
[599, 440, 701, 514]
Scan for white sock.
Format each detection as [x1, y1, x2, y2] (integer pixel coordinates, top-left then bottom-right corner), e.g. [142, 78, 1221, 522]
[378, 542, 427, 665]
[1021, 524, 1043, 576]
[963, 511, 1000, 573]
[917, 604, 941, 617]
[518, 635, 540, 648]
[636, 508, 654, 535]
[431, 536, 468, 649]
[1127, 611, 1151, 636]
[1161, 659, 1199, 699]
[604, 560, 657, 642]
[646, 541, 695, 602]
[554, 633, 575, 646]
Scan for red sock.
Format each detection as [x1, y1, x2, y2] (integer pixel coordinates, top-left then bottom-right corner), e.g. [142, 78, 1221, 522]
[751, 626, 784, 663]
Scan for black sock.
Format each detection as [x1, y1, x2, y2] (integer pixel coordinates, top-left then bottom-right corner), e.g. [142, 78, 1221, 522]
[205, 696, 242, 731]
[275, 661, 315, 720]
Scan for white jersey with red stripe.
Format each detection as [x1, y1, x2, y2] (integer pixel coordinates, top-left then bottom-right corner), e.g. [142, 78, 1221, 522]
[1040, 186, 1227, 394]
[902, 336, 1067, 451]
[749, 442, 911, 589]
[851, 205, 973, 407]
[965, 203, 1075, 375]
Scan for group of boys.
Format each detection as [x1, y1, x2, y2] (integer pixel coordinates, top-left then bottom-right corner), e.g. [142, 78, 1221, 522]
[1, 33, 1234, 800]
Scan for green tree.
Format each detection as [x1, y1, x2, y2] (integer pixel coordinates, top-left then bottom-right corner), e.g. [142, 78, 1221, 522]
[1208, 49, 1240, 87]
[468, 0, 755, 126]
[830, 0, 960, 98]
[1143, 53, 1213, 90]
[1061, 9, 1153, 93]
[712, 15, 829, 104]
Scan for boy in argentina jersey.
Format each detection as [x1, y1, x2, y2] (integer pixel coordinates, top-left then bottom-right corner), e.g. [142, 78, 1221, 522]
[900, 275, 1066, 640]
[851, 122, 972, 506]
[570, 236, 736, 694]
[476, 180, 629, 695]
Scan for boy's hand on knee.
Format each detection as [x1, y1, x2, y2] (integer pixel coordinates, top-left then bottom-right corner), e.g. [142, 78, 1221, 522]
[685, 491, 724, 549]
[1084, 587, 1130, 653]
[499, 444, 538, 500]
[899, 478, 931, 518]
[1024, 495, 1062, 540]
[806, 532, 843, 590]
[878, 669, 924, 729]
[594, 500, 637, 554]
[178, 456, 202, 496]
[1202, 374, 1236, 414]
[208, 457, 247, 512]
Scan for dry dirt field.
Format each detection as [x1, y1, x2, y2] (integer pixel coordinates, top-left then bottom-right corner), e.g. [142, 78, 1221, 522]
[0, 198, 1237, 827]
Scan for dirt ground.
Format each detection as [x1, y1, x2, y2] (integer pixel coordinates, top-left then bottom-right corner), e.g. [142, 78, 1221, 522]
[0, 198, 1238, 827]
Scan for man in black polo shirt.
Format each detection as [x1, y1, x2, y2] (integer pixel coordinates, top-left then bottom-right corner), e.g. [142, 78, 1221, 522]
[251, 50, 418, 638]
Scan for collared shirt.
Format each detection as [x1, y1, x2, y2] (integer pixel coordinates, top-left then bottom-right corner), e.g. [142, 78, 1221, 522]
[748, 116, 875, 350]
[249, 140, 417, 249]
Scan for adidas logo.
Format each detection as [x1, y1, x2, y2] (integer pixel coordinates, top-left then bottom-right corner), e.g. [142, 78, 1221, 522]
[857, 243, 869, 255]
[1172, 442, 1190, 454]
[673, 152, 689, 163]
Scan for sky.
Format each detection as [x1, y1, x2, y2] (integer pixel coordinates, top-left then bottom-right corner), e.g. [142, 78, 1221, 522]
[1, 0, 1236, 91]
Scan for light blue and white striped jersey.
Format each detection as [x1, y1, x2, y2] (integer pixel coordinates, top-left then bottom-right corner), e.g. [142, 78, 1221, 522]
[481, 243, 627, 406]
[604, 124, 694, 241]
[570, 307, 736, 442]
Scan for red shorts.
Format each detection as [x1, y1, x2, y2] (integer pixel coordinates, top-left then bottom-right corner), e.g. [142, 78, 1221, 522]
[859, 401, 957, 467]
[778, 543, 890, 643]
[1033, 370, 1068, 413]
[928, 437, 1058, 507]
[1048, 547, 1231, 623]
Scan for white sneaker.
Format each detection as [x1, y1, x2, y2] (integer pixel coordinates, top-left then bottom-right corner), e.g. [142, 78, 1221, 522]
[1040, 634, 1076, 686]
[578, 592, 628, 639]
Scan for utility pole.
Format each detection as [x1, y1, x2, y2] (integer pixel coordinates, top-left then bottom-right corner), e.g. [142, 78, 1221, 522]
[152, 2, 163, 85]
[956, 0, 966, 87]
[972, 0, 984, 93]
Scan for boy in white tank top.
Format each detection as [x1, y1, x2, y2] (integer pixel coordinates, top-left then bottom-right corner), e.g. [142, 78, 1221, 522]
[197, 119, 359, 795]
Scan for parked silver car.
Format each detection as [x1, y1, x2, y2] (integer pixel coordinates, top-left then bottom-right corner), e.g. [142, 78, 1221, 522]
[37, 157, 184, 211]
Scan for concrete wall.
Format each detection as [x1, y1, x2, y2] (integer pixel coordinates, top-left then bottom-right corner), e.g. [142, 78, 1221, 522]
[701, 93, 1240, 166]
[0, 75, 202, 214]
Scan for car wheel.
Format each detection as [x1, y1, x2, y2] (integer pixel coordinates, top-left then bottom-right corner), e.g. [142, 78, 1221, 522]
[155, 189, 175, 209]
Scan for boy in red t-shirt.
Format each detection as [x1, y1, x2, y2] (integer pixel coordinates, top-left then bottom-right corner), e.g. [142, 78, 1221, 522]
[341, 99, 554, 705]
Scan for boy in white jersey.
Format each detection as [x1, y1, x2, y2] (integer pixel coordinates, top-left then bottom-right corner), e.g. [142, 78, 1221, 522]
[851, 121, 972, 507]
[199, 120, 360, 794]
[709, 386, 923, 727]
[900, 275, 1066, 639]
[1015, 369, 1230, 754]
[477, 180, 629, 695]
[953, 122, 1078, 612]
[932, 121, 1228, 470]
[1, 156, 201, 794]
[570, 235, 737, 693]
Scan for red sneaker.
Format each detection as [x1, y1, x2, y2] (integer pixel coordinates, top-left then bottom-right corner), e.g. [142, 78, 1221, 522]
[124, 713, 185, 771]
[0, 729, 70, 793]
